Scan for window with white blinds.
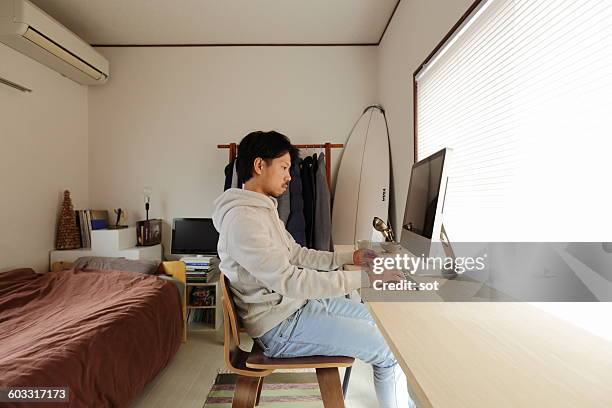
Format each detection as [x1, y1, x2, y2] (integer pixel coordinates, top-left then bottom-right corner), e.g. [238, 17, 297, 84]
[415, 0, 612, 241]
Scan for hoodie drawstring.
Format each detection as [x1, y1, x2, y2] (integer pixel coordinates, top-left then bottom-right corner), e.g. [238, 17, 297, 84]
[272, 209, 293, 252]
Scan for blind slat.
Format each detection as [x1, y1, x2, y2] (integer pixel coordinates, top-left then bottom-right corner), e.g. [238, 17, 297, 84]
[416, 0, 612, 241]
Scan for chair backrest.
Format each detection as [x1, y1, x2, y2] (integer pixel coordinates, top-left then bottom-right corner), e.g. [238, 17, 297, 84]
[162, 261, 187, 282]
[220, 273, 242, 347]
[220, 273, 273, 377]
[162, 261, 188, 342]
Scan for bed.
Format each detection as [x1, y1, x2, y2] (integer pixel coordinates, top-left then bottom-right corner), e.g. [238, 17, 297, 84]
[0, 264, 184, 408]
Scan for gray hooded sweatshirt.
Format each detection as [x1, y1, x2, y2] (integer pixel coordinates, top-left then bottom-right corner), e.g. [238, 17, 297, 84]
[212, 188, 361, 338]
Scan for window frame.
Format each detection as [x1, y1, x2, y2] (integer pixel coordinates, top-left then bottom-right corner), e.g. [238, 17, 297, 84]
[412, 0, 487, 162]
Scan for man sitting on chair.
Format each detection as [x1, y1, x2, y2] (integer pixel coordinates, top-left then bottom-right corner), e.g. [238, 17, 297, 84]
[212, 131, 415, 408]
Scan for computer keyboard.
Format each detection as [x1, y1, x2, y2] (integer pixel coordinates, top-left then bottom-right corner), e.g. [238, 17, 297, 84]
[401, 270, 419, 289]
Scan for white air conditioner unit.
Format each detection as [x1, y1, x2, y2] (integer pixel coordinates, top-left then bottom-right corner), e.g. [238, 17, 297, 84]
[0, 0, 109, 85]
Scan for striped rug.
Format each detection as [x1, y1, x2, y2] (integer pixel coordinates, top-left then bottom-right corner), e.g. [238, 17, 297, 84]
[203, 372, 323, 407]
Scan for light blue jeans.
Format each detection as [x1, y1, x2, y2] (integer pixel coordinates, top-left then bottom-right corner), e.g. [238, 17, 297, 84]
[256, 297, 416, 408]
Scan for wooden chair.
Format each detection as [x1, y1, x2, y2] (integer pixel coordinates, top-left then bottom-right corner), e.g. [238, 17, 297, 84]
[162, 261, 188, 342]
[220, 273, 354, 408]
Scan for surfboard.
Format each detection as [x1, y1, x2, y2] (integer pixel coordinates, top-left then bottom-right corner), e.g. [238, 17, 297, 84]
[332, 105, 390, 245]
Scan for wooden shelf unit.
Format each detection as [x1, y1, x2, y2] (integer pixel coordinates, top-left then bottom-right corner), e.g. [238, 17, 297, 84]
[162, 261, 222, 341]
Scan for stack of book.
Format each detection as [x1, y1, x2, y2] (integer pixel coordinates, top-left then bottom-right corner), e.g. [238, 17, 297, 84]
[74, 210, 109, 249]
[75, 210, 92, 248]
[183, 256, 215, 283]
[187, 309, 215, 325]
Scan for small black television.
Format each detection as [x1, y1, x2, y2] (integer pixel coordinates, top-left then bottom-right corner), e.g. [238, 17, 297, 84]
[171, 218, 219, 255]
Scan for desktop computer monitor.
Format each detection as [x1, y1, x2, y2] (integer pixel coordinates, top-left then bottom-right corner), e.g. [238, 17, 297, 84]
[171, 218, 219, 255]
[400, 148, 451, 258]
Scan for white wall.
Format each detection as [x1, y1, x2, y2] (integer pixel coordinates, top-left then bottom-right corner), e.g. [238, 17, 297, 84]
[378, 0, 474, 234]
[0, 0, 476, 270]
[0, 43, 89, 273]
[88, 46, 378, 257]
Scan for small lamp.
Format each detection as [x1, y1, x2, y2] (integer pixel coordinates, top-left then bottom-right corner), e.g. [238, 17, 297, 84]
[143, 187, 152, 221]
[137, 187, 161, 246]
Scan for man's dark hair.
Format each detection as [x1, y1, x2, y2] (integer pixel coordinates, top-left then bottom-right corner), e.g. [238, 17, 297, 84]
[236, 131, 299, 182]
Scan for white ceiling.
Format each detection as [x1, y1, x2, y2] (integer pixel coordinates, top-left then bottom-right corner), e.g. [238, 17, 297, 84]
[30, 0, 400, 45]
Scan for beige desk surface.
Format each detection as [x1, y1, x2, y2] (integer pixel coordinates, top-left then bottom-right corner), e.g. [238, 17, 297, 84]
[366, 301, 612, 408]
[336, 244, 612, 407]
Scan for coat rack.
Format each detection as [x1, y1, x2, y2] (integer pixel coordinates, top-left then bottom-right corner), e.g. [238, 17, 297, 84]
[217, 142, 344, 190]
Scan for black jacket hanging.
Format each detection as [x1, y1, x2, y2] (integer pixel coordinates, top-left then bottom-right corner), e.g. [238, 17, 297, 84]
[223, 158, 235, 191]
[313, 153, 332, 250]
[300, 155, 316, 248]
[286, 159, 307, 246]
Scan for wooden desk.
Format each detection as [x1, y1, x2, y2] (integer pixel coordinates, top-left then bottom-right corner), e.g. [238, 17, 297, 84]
[335, 244, 612, 406]
[366, 301, 612, 408]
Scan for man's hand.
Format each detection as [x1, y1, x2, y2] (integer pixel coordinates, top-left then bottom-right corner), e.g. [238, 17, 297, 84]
[352, 249, 405, 288]
[352, 249, 378, 265]
[364, 262, 405, 286]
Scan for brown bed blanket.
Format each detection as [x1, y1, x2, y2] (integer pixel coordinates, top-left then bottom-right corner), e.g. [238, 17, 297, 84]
[0, 268, 183, 408]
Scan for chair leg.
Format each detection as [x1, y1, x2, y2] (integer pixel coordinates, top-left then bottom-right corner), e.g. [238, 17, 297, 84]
[316, 367, 345, 408]
[342, 366, 352, 398]
[255, 377, 264, 406]
[233, 375, 261, 408]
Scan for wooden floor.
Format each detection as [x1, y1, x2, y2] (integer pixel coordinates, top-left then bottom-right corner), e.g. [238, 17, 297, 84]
[130, 332, 378, 408]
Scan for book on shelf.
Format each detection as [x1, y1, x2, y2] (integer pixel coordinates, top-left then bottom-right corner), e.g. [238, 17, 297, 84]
[186, 272, 210, 276]
[187, 308, 215, 325]
[186, 273, 209, 279]
[186, 270, 218, 283]
[181, 256, 214, 265]
[186, 270, 210, 275]
[75, 210, 91, 248]
[85, 210, 91, 237]
[186, 278, 208, 283]
[188, 286, 216, 306]
[185, 262, 211, 266]
[74, 211, 82, 247]
[90, 210, 109, 230]
[186, 265, 211, 271]
[76, 210, 83, 247]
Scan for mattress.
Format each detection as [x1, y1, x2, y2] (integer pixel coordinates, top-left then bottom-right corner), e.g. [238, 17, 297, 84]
[0, 268, 183, 408]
